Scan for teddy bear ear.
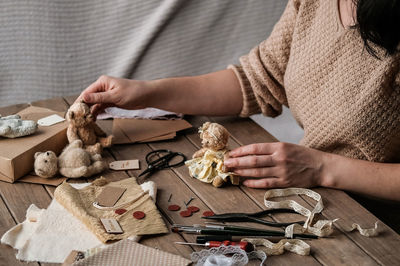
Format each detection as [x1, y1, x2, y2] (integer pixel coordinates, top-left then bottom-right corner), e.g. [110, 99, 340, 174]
[68, 111, 74, 119]
[34, 152, 42, 159]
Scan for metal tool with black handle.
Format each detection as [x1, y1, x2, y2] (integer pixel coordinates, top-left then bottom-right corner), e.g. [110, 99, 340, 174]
[201, 209, 305, 227]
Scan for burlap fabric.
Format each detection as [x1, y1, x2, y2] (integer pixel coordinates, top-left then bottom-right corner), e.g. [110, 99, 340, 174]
[54, 177, 168, 243]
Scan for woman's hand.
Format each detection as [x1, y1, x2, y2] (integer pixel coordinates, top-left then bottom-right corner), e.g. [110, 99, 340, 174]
[76, 75, 150, 117]
[224, 142, 326, 189]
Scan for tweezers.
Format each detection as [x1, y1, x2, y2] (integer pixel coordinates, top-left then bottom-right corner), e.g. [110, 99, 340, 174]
[201, 209, 305, 227]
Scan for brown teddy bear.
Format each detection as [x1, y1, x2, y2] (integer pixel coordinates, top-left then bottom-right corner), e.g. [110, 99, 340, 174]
[34, 140, 107, 178]
[185, 122, 239, 187]
[66, 101, 113, 154]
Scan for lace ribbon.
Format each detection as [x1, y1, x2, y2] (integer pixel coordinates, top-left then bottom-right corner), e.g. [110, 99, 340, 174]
[244, 188, 379, 256]
[191, 245, 266, 266]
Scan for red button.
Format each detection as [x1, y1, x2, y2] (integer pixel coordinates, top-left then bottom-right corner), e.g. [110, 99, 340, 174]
[168, 204, 181, 211]
[202, 211, 214, 217]
[115, 209, 127, 215]
[187, 206, 200, 213]
[133, 211, 146, 219]
[180, 210, 192, 217]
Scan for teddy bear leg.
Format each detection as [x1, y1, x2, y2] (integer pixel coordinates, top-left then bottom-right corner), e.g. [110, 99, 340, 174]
[212, 175, 226, 188]
[90, 154, 103, 162]
[85, 143, 102, 155]
[65, 140, 83, 151]
[229, 175, 240, 185]
[83, 161, 107, 177]
[0, 125, 11, 135]
[59, 166, 88, 178]
[98, 136, 113, 148]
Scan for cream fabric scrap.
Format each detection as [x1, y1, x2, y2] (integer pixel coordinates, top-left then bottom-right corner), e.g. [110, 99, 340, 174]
[54, 177, 168, 243]
[73, 239, 191, 266]
[0, 182, 157, 263]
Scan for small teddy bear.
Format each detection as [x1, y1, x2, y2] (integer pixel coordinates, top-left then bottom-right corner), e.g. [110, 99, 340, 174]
[66, 101, 113, 154]
[185, 122, 239, 187]
[0, 114, 37, 138]
[34, 140, 107, 178]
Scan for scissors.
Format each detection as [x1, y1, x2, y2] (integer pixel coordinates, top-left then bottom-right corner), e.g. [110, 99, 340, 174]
[202, 209, 305, 227]
[138, 149, 186, 178]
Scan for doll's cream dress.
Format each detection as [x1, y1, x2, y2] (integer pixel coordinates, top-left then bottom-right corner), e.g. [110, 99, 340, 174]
[185, 149, 237, 184]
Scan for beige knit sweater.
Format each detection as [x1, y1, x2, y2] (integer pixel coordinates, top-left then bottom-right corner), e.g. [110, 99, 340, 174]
[230, 0, 400, 163]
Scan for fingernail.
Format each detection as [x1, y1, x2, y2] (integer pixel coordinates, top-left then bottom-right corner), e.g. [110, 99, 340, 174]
[224, 159, 232, 166]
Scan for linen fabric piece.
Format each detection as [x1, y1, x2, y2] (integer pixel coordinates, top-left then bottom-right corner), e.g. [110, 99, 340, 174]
[54, 177, 168, 243]
[73, 239, 191, 266]
[0, 182, 157, 263]
[230, 0, 400, 163]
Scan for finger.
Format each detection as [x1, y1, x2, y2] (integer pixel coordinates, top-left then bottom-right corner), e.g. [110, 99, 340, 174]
[91, 103, 113, 118]
[229, 143, 279, 157]
[224, 155, 274, 168]
[234, 167, 277, 178]
[83, 91, 114, 104]
[242, 178, 283, 188]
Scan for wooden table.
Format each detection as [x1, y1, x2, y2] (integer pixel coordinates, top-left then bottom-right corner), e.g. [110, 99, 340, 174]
[1, 96, 400, 266]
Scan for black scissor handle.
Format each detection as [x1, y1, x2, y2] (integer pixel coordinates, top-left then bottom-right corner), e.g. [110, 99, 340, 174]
[146, 149, 186, 168]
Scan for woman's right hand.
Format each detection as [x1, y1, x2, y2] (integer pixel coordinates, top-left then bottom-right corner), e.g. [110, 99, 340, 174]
[76, 75, 150, 117]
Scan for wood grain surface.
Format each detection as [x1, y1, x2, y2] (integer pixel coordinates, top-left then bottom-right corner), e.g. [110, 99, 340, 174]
[0, 96, 399, 266]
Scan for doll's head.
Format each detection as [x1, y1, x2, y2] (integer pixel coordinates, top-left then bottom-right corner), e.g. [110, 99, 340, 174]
[66, 101, 94, 127]
[34, 151, 58, 178]
[199, 122, 229, 151]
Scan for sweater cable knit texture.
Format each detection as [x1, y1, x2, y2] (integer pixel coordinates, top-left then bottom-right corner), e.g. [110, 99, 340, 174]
[229, 0, 400, 163]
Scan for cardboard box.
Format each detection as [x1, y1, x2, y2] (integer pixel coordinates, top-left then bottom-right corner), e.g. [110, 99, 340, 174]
[0, 106, 68, 183]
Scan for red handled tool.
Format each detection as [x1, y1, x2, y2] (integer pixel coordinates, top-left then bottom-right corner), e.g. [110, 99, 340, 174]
[175, 240, 254, 252]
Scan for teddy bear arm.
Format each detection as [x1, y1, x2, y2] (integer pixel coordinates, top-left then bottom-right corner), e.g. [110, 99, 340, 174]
[193, 148, 207, 159]
[59, 166, 88, 178]
[67, 127, 80, 143]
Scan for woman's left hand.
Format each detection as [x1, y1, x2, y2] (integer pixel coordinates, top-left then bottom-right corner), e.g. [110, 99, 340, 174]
[224, 142, 326, 188]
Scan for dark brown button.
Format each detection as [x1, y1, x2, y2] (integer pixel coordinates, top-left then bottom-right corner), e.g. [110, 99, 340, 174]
[180, 210, 192, 217]
[168, 204, 181, 211]
[133, 211, 146, 219]
[115, 208, 127, 215]
[187, 206, 200, 213]
[202, 211, 214, 217]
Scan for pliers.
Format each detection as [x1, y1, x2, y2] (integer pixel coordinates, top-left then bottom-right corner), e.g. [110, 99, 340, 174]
[202, 209, 304, 227]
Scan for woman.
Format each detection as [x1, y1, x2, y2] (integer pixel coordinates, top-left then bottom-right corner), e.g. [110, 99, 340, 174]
[78, 0, 400, 204]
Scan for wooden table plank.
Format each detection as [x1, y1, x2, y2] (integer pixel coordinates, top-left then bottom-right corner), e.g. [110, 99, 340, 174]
[212, 116, 400, 265]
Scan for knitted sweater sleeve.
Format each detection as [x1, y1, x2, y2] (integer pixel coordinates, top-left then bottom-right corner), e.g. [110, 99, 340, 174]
[229, 0, 300, 117]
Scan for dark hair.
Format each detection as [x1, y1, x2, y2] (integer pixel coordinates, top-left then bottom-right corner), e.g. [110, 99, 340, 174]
[354, 0, 400, 58]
